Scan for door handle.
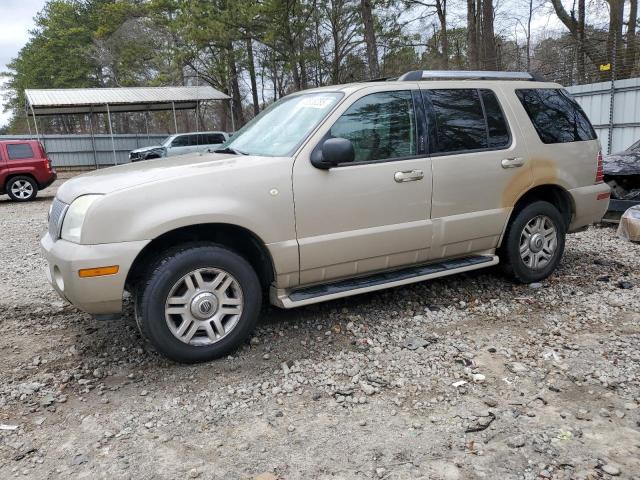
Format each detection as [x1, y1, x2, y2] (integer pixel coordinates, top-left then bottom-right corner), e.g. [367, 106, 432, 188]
[394, 170, 424, 183]
[501, 157, 525, 168]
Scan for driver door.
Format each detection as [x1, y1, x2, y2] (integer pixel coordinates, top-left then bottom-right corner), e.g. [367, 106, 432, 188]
[292, 86, 433, 285]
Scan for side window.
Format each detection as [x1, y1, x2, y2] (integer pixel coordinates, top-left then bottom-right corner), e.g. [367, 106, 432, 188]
[7, 143, 35, 160]
[202, 134, 224, 144]
[208, 134, 226, 144]
[330, 91, 416, 163]
[171, 136, 188, 147]
[427, 89, 487, 153]
[515, 88, 596, 143]
[480, 89, 510, 148]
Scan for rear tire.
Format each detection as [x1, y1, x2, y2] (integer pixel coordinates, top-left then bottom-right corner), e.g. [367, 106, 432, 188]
[6, 176, 38, 201]
[136, 244, 261, 363]
[500, 201, 566, 283]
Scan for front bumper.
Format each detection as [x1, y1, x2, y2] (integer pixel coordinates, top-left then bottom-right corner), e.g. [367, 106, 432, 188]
[568, 183, 611, 231]
[41, 233, 148, 314]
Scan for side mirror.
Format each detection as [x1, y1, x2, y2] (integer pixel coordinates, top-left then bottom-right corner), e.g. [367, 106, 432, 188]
[311, 137, 355, 169]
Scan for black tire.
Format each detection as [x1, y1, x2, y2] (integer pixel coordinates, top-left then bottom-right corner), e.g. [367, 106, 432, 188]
[6, 176, 38, 201]
[500, 201, 566, 283]
[136, 243, 262, 363]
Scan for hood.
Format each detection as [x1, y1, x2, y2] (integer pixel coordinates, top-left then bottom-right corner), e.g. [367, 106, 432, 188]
[603, 150, 640, 176]
[56, 151, 242, 204]
[131, 145, 164, 154]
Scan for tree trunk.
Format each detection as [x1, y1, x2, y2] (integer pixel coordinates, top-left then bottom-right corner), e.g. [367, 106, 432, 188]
[607, 0, 624, 77]
[436, 0, 448, 69]
[245, 37, 260, 116]
[626, 0, 637, 77]
[526, 0, 533, 71]
[299, 57, 308, 89]
[467, 0, 479, 69]
[331, 15, 341, 84]
[576, 0, 585, 82]
[226, 40, 245, 128]
[360, 0, 380, 78]
[480, 0, 497, 69]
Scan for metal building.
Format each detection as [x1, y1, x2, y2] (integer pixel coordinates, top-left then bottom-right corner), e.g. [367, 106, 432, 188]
[567, 77, 640, 154]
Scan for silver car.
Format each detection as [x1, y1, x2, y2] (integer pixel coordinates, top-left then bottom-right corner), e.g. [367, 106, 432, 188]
[129, 131, 229, 162]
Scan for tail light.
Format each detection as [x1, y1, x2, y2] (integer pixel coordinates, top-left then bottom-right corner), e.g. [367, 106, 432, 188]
[38, 141, 53, 170]
[595, 150, 604, 183]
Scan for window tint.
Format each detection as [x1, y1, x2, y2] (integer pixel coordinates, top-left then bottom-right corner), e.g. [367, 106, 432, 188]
[428, 89, 487, 153]
[330, 91, 416, 163]
[7, 143, 34, 160]
[516, 88, 596, 143]
[480, 89, 510, 148]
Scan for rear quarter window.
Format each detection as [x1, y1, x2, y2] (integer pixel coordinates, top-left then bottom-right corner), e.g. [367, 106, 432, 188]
[7, 143, 35, 160]
[516, 88, 596, 144]
[204, 134, 226, 144]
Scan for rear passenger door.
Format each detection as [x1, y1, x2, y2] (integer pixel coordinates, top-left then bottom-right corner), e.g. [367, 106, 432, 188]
[421, 86, 532, 259]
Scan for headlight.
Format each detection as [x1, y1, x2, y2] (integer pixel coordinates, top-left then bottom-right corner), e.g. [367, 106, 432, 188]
[60, 195, 102, 243]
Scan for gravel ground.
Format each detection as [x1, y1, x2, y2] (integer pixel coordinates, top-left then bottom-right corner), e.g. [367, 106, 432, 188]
[1, 176, 639, 480]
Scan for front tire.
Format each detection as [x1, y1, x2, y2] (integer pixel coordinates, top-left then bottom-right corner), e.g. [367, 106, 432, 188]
[500, 201, 566, 283]
[136, 244, 262, 363]
[7, 176, 38, 201]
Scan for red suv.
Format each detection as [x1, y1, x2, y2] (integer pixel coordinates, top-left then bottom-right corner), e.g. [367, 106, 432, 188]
[0, 140, 57, 201]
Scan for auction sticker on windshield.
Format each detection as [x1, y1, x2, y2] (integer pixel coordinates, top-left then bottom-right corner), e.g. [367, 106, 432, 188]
[299, 96, 338, 109]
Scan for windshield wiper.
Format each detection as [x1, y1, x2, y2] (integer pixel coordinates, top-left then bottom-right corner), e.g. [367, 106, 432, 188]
[213, 146, 248, 155]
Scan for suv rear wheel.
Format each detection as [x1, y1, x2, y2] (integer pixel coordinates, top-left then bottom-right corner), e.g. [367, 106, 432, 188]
[7, 176, 38, 201]
[136, 244, 261, 363]
[501, 201, 566, 283]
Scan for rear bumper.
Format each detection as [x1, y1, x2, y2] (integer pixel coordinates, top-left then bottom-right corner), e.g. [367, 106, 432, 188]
[38, 172, 57, 190]
[568, 183, 611, 231]
[40, 233, 148, 314]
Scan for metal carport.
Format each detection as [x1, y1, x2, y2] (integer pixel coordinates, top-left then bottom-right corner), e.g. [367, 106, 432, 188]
[24, 86, 230, 166]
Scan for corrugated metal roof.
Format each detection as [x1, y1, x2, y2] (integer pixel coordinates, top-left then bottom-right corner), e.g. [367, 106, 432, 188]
[25, 86, 229, 115]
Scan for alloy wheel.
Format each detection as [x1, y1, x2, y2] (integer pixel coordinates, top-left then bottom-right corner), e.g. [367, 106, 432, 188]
[164, 268, 244, 346]
[10, 180, 34, 200]
[519, 215, 558, 270]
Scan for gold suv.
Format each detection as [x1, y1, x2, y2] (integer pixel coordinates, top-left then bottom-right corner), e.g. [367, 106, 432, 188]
[41, 70, 611, 362]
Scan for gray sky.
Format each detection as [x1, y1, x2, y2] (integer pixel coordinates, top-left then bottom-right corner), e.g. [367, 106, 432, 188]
[0, 0, 45, 127]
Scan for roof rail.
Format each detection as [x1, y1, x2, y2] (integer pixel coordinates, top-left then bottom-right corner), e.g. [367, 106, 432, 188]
[397, 70, 537, 81]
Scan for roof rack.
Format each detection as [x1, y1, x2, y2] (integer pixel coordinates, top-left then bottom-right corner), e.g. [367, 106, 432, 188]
[397, 70, 539, 81]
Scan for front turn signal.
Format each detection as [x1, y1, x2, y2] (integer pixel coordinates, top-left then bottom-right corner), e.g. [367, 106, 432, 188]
[78, 265, 119, 278]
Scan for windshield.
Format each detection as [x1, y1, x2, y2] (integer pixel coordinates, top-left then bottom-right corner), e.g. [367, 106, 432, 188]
[222, 92, 343, 156]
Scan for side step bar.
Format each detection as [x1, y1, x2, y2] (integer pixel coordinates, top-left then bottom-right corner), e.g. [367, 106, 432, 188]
[271, 255, 499, 308]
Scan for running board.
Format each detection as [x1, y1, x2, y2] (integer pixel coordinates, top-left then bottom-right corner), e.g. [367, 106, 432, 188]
[271, 255, 499, 308]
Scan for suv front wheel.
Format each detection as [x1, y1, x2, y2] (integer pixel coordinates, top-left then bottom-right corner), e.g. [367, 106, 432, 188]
[136, 244, 262, 363]
[501, 201, 566, 283]
[7, 176, 38, 201]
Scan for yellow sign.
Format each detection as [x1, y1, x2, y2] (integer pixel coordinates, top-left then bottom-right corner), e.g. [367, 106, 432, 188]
[600, 63, 611, 71]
